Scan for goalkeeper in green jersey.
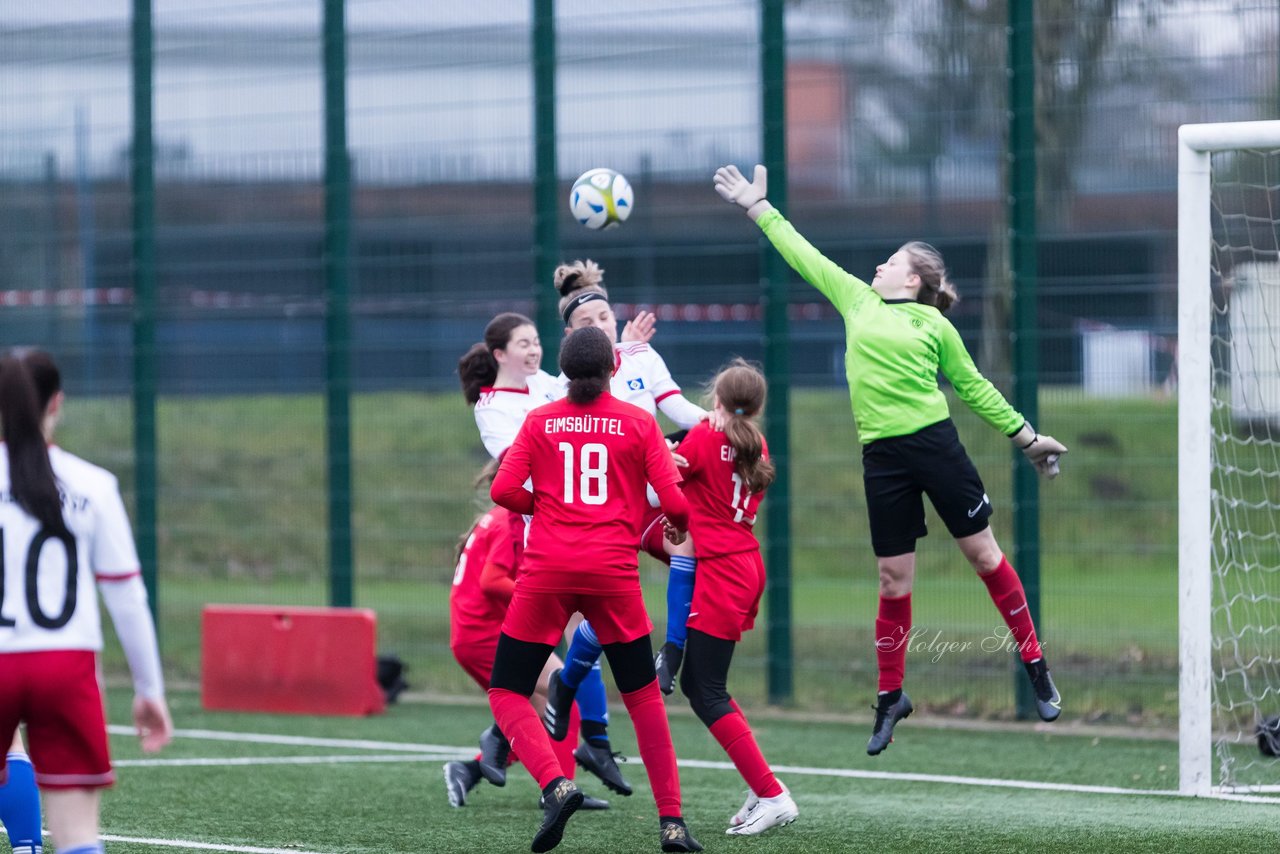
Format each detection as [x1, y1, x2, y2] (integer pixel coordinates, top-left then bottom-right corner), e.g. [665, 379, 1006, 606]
[714, 164, 1068, 754]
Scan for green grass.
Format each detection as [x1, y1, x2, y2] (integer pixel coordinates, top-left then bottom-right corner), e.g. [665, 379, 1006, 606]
[93, 689, 1280, 854]
[66, 388, 1202, 721]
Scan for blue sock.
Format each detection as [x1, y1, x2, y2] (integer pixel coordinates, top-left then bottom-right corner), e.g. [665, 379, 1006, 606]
[0, 753, 42, 854]
[58, 846, 103, 854]
[574, 663, 610, 729]
[665, 555, 697, 648]
[560, 621, 603, 690]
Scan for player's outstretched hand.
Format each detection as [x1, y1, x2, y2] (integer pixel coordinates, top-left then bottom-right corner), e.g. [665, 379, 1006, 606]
[664, 521, 687, 546]
[134, 694, 174, 753]
[621, 310, 657, 344]
[1011, 423, 1068, 479]
[714, 165, 772, 220]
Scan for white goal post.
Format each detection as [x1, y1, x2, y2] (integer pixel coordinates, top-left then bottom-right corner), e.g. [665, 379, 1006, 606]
[1178, 119, 1280, 796]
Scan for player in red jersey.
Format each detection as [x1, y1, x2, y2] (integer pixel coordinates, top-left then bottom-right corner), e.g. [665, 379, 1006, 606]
[489, 327, 702, 854]
[0, 348, 172, 854]
[442, 464, 610, 811]
[673, 359, 798, 836]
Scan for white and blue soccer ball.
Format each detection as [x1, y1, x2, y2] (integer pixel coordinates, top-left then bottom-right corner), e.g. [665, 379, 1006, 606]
[569, 168, 633, 230]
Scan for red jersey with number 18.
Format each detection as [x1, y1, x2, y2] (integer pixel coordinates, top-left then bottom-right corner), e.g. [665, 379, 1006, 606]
[676, 421, 769, 558]
[496, 392, 682, 593]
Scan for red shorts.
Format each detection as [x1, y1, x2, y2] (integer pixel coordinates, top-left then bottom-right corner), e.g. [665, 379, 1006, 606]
[686, 551, 766, 642]
[451, 633, 500, 690]
[502, 585, 653, 647]
[639, 507, 672, 564]
[0, 650, 114, 789]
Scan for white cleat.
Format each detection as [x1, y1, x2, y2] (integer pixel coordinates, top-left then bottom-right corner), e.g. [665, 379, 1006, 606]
[724, 790, 798, 836]
[728, 789, 758, 828]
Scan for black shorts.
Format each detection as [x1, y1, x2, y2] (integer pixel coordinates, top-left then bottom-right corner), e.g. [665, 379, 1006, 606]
[861, 419, 992, 557]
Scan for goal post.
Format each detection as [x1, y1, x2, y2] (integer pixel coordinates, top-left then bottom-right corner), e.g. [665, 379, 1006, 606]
[1178, 120, 1280, 796]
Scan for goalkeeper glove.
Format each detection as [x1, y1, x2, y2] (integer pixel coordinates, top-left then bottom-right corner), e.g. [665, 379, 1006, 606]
[1010, 422, 1068, 479]
[713, 164, 773, 221]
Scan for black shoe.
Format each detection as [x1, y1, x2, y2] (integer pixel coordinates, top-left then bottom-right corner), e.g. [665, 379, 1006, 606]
[654, 642, 683, 696]
[866, 689, 913, 755]
[1024, 658, 1062, 722]
[540, 790, 609, 811]
[543, 669, 578, 742]
[444, 759, 482, 807]
[659, 816, 704, 852]
[478, 723, 511, 787]
[532, 776, 584, 853]
[574, 741, 633, 796]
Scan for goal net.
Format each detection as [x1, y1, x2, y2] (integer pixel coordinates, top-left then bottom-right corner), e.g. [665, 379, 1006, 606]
[1179, 121, 1280, 795]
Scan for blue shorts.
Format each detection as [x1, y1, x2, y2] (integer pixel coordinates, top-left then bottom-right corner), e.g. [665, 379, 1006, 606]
[861, 419, 992, 557]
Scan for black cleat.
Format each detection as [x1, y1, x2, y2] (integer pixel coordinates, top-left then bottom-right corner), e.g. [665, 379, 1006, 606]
[543, 668, 578, 742]
[580, 793, 611, 810]
[532, 776, 584, 853]
[659, 816, 704, 852]
[654, 642, 684, 696]
[444, 759, 482, 807]
[866, 689, 913, 755]
[1025, 658, 1062, 722]
[478, 723, 511, 787]
[543, 791, 610, 810]
[574, 741, 633, 796]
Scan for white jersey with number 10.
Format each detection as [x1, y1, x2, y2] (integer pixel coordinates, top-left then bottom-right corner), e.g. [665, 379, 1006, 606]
[0, 446, 142, 653]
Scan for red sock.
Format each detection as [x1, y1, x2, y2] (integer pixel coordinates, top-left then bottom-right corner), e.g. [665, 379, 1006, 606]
[620, 679, 681, 817]
[979, 555, 1043, 662]
[876, 593, 911, 692]
[487, 687, 562, 789]
[708, 711, 783, 798]
[550, 700, 581, 779]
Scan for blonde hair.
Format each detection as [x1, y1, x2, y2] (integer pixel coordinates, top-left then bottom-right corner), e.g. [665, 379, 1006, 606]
[900, 241, 958, 313]
[554, 259, 610, 323]
[711, 359, 775, 494]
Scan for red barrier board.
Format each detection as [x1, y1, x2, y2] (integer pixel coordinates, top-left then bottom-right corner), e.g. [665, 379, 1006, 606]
[201, 605, 386, 716]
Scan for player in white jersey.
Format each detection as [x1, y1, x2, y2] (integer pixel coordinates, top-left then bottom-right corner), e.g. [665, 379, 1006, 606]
[459, 313, 562, 459]
[0, 348, 172, 854]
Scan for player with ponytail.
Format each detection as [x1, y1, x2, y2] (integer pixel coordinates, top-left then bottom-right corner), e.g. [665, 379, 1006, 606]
[0, 348, 172, 854]
[670, 359, 797, 836]
[714, 163, 1068, 754]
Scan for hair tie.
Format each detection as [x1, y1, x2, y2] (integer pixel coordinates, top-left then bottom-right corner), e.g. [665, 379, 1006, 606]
[734, 407, 745, 415]
[561, 291, 608, 325]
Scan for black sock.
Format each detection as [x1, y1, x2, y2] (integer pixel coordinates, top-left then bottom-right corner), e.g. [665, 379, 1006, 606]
[581, 720, 610, 747]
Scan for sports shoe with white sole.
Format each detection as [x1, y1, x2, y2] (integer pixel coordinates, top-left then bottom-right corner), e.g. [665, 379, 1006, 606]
[1024, 658, 1062, 722]
[728, 790, 757, 827]
[725, 791, 798, 836]
[728, 781, 788, 828]
[444, 759, 482, 807]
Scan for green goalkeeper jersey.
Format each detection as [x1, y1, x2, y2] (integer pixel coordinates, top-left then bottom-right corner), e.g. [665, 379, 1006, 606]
[757, 209, 1024, 444]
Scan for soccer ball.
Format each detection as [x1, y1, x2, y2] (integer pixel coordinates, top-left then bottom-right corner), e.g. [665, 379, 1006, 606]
[569, 168, 633, 230]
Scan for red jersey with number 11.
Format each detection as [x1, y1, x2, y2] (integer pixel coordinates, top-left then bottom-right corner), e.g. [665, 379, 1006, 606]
[677, 421, 768, 558]
[496, 392, 683, 593]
